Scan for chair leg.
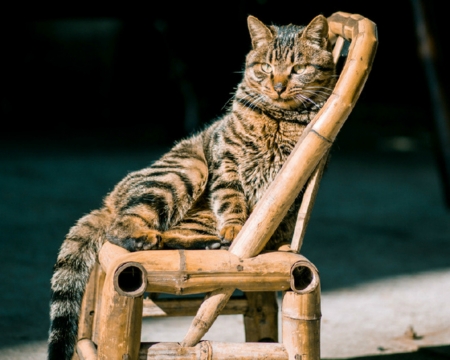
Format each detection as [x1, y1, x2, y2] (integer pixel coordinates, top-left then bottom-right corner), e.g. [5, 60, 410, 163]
[282, 288, 321, 360]
[244, 291, 278, 342]
[91, 264, 105, 346]
[96, 267, 144, 360]
[74, 262, 100, 360]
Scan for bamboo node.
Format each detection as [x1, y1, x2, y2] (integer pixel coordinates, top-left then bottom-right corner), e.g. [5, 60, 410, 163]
[311, 129, 332, 143]
[193, 318, 210, 331]
[199, 341, 212, 360]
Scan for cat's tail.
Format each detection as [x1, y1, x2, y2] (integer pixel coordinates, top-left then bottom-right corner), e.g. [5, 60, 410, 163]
[48, 208, 111, 360]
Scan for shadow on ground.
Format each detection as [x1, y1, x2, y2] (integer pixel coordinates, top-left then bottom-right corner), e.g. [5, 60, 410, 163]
[351, 346, 450, 360]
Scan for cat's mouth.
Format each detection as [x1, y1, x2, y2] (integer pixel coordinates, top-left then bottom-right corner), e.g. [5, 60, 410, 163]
[271, 95, 302, 110]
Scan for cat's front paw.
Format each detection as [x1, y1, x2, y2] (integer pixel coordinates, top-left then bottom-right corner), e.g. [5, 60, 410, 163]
[219, 223, 243, 248]
[107, 216, 163, 252]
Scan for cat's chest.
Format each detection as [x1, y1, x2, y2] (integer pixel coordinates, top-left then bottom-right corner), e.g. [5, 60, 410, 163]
[238, 138, 295, 209]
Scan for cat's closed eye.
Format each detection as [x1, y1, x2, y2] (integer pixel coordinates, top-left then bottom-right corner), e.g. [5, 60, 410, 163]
[260, 63, 273, 73]
[292, 64, 307, 74]
[312, 64, 328, 71]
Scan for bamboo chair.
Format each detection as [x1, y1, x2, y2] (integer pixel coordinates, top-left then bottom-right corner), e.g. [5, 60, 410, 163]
[74, 12, 378, 360]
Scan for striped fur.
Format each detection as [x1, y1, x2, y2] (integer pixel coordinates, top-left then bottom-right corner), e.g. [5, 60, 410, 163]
[48, 15, 336, 359]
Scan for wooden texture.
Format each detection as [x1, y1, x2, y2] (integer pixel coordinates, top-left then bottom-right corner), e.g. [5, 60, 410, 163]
[243, 291, 278, 342]
[99, 242, 314, 296]
[91, 266, 105, 345]
[76, 339, 97, 360]
[77, 263, 98, 342]
[181, 287, 235, 347]
[290, 154, 328, 253]
[113, 261, 148, 297]
[98, 240, 130, 273]
[282, 288, 321, 360]
[143, 296, 249, 317]
[332, 36, 346, 64]
[96, 264, 144, 360]
[139, 342, 288, 360]
[181, 11, 378, 347]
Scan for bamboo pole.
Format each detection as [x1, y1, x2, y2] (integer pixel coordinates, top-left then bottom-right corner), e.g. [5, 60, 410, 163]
[139, 341, 288, 360]
[182, 12, 378, 347]
[290, 260, 319, 294]
[332, 36, 346, 64]
[243, 291, 278, 342]
[96, 264, 145, 360]
[76, 339, 97, 360]
[96, 242, 317, 355]
[290, 154, 328, 253]
[99, 242, 316, 295]
[98, 239, 130, 273]
[77, 263, 98, 341]
[91, 266, 105, 345]
[143, 296, 249, 317]
[282, 287, 321, 360]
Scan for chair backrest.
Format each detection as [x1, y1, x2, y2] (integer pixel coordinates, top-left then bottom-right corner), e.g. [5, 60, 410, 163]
[181, 13, 378, 348]
[228, 12, 378, 258]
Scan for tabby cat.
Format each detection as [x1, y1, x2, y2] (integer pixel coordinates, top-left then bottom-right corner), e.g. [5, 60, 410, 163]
[48, 14, 336, 360]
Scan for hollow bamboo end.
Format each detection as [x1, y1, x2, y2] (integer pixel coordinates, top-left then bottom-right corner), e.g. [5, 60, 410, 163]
[290, 261, 320, 294]
[114, 261, 148, 297]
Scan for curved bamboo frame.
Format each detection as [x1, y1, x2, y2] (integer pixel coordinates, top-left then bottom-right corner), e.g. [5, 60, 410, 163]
[181, 11, 378, 348]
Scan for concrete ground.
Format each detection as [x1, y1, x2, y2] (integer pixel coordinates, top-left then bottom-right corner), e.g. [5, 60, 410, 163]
[0, 137, 449, 359]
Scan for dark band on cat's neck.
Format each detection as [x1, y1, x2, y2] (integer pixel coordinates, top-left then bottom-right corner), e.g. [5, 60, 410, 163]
[235, 96, 320, 124]
[236, 96, 263, 115]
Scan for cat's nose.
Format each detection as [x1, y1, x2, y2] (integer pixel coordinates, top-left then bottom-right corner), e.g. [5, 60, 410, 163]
[274, 82, 286, 94]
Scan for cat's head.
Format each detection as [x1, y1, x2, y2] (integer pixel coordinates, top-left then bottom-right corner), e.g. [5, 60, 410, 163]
[244, 15, 336, 111]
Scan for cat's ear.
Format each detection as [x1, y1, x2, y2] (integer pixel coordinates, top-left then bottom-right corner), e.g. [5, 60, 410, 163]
[301, 15, 329, 48]
[247, 16, 274, 49]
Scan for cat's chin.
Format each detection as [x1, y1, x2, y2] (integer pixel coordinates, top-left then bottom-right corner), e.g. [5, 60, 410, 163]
[271, 98, 300, 110]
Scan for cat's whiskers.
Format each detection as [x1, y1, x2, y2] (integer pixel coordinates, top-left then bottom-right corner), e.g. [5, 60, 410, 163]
[221, 94, 237, 111]
[296, 93, 319, 107]
[302, 90, 330, 102]
[248, 95, 265, 112]
[304, 88, 332, 97]
[291, 95, 309, 110]
[240, 93, 257, 109]
[302, 86, 334, 102]
[239, 91, 266, 112]
[307, 86, 335, 92]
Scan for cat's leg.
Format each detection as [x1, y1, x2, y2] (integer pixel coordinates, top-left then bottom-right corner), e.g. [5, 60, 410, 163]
[209, 157, 248, 247]
[161, 208, 222, 249]
[105, 135, 209, 252]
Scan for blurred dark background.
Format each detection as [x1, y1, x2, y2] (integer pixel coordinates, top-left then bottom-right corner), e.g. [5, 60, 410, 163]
[0, 0, 447, 154]
[1, 1, 450, 357]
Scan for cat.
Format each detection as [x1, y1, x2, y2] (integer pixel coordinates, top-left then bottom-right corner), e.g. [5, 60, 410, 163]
[48, 14, 336, 360]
